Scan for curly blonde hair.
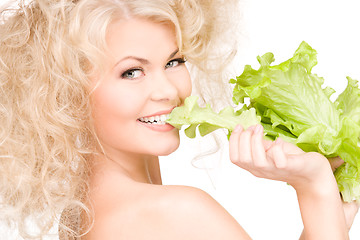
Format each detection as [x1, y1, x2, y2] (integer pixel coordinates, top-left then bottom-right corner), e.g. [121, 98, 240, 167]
[0, 0, 241, 238]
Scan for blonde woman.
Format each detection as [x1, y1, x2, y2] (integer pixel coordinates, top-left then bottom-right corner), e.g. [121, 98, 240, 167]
[0, 0, 357, 239]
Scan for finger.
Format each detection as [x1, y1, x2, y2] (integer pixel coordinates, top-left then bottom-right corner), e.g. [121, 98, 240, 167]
[343, 201, 360, 230]
[282, 141, 304, 155]
[237, 125, 256, 166]
[266, 138, 287, 169]
[263, 139, 274, 151]
[251, 124, 267, 167]
[229, 124, 243, 163]
[328, 157, 344, 171]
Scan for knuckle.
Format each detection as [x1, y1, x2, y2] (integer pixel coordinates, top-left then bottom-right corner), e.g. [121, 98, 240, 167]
[253, 161, 267, 169]
[231, 156, 252, 167]
[275, 162, 287, 170]
[251, 170, 264, 178]
[240, 157, 252, 165]
[230, 157, 239, 165]
[230, 156, 242, 165]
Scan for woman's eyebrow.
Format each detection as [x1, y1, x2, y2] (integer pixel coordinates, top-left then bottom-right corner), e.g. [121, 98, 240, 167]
[114, 56, 150, 67]
[114, 48, 180, 68]
[167, 48, 180, 60]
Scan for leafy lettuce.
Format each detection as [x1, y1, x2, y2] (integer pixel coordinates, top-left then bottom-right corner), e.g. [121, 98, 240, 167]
[167, 95, 260, 138]
[167, 41, 360, 202]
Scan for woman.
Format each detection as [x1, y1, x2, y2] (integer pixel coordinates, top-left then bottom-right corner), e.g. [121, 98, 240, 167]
[0, 0, 356, 239]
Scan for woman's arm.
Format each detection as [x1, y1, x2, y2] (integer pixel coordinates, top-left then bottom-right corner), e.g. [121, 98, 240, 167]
[298, 158, 360, 239]
[295, 165, 346, 240]
[229, 124, 349, 240]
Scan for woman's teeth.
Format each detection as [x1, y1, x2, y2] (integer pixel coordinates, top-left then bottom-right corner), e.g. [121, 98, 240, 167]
[139, 114, 169, 125]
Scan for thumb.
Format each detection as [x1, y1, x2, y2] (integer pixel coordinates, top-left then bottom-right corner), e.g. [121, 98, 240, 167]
[328, 157, 344, 172]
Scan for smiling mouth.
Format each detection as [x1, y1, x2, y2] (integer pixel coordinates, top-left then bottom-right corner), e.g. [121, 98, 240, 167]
[138, 114, 170, 125]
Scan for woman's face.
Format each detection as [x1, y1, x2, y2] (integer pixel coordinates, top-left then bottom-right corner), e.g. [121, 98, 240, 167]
[90, 18, 191, 159]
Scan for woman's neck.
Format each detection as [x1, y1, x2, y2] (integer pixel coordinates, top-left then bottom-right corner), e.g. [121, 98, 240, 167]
[146, 156, 162, 185]
[91, 151, 162, 185]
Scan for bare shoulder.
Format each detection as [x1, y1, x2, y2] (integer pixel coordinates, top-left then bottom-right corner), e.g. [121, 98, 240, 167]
[86, 184, 250, 240]
[152, 185, 250, 238]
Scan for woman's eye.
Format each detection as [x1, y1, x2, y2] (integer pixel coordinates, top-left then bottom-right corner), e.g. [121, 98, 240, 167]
[165, 58, 186, 69]
[121, 68, 143, 79]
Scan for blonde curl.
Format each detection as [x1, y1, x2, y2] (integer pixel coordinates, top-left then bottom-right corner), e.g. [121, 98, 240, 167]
[0, 0, 241, 238]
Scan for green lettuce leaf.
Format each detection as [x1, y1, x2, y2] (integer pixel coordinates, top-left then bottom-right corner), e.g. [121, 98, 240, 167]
[334, 137, 360, 202]
[231, 41, 342, 155]
[166, 96, 260, 138]
[231, 41, 360, 201]
[166, 41, 360, 202]
[336, 77, 360, 126]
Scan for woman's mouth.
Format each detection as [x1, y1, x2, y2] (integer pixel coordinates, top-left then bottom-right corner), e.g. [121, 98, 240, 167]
[138, 114, 170, 125]
[137, 112, 175, 132]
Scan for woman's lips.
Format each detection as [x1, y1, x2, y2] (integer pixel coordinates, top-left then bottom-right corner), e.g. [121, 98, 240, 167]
[137, 108, 176, 132]
[137, 119, 175, 132]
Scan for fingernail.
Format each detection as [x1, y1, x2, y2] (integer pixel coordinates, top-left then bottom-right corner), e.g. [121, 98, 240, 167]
[275, 137, 282, 144]
[233, 124, 242, 133]
[247, 125, 256, 132]
[254, 124, 263, 134]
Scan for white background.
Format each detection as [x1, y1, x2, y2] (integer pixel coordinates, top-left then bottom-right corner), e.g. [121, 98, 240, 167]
[1, 0, 360, 239]
[160, 0, 360, 239]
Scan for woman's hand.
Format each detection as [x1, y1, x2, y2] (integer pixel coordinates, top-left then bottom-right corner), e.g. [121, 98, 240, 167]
[329, 157, 360, 231]
[229, 124, 333, 191]
[229, 124, 349, 239]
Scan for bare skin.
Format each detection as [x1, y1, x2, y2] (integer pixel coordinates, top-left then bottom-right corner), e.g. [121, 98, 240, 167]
[229, 124, 349, 240]
[83, 17, 354, 239]
[85, 17, 250, 240]
[86, 155, 251, 240]
[298, 157, 360, 239]
[85, 125, 356, 240]
[329, 157, 360, 231]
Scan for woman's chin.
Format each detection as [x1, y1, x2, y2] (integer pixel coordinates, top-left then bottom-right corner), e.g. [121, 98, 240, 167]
[156, 141, 180, 156]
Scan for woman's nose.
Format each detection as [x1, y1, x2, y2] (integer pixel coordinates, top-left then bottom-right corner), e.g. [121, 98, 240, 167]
[150, 70, 179, 103]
